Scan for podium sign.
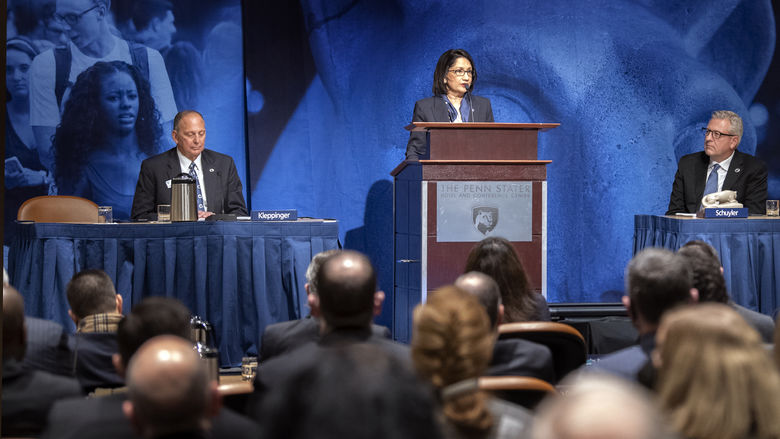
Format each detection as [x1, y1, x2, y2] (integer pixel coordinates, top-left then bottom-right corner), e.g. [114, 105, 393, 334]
[436, 181, 532, 242]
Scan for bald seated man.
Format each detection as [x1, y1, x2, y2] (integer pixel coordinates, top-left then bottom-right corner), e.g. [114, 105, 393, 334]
[124, 335, 220, 439]
[455, 271, 555, 383]
[131, 110, 248, 220]
[2, 284, 82, 436]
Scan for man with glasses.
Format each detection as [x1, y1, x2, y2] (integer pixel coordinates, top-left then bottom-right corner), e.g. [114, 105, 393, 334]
[666, 110, 767, 215]
[28, 0, 177, 172]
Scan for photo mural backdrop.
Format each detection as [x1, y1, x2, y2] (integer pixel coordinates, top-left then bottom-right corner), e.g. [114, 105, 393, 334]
[243, 0, 777, 325]
[7, 1, 778, 328]
[5, 0, 247, 240]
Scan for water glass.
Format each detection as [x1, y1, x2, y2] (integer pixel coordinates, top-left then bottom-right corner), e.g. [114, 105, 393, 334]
[97, 206, 113, 223]
[767, 200, 779, 216]
[157, 204, 171, 222]
[241, 356, 258, 381]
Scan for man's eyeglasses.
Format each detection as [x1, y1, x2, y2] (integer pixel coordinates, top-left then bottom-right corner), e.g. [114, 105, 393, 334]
[55, 4, 99, 26]
[702, 128, 737, 140]
[449, 69, 473, 77]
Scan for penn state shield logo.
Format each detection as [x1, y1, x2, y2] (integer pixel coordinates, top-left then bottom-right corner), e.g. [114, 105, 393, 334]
[472, 206, 499, 235]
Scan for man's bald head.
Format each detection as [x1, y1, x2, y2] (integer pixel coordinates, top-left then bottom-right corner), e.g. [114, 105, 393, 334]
[315, 250, 377, 329]
[3, 284, 26, 361]
[124, 335, 217, 437]
[455, 271, 502, 329]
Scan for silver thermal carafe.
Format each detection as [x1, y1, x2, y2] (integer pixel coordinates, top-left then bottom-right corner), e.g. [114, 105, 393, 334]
[190, 315, 219, 382]
[171, 173, 197, 222]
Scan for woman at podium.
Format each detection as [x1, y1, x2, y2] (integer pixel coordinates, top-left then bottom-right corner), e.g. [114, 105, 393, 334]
[405, 48, 494, 159]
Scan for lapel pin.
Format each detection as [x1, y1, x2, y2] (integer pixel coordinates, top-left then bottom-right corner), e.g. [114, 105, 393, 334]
[734, 168, 741, 173]
[209, 168, 215, 172]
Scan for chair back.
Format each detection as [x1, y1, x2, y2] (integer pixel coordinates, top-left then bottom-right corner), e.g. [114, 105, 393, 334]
[498, 321, 586, 381]
[478, 375, 556, 409]
[17, 195, 99, 223]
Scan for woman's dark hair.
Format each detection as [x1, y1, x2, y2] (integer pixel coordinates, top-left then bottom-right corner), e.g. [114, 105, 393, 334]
[464, 237, 537, 322]
[53, 61, 161, 192]
[432, 48, 477, 96]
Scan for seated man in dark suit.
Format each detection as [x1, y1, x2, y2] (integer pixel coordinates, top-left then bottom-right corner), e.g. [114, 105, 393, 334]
[131, 110, 248, 220]
[455, 271, 555, 384]
[23, 316, 74, 377]
[42, 297, 259, 439]
[67, 269, 125, 392]
[587, 248, 698, 381]
[2, 284, 82, 436]
[253, 251, 409, 404]
[666, 110, 767, 215]
[260, 249, 390, 362]
[677, 241, 775, 343]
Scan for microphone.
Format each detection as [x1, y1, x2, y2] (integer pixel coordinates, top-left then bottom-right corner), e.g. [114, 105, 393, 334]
[467, 88, 475, 122]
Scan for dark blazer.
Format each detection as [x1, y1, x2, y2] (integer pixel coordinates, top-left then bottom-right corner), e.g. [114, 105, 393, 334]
[405, 94, 494, 159]
[2, 358, 82, 436]
[41, 393, 260, 439]
[259, 316, 392, 362]
[71, 332, 124, 393]
[23, 317, 75, 377]
[131, 147, 248, 220]
[487, 338, 556, 384]
[732, 302, 775, 343]
[666, 150, 768, 215]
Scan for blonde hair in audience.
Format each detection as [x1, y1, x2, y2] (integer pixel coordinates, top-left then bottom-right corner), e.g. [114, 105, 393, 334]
[656, 303, 780, 439]
[411, 286, 495, 435]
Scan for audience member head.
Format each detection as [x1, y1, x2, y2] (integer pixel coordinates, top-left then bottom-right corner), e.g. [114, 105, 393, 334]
[464, 236, 536, 323]
[412, 285, 494, 436]
[305, 249, 341, 296]
[654, 303, 780, 439]
[455, 271, 503, 330]
[131, 0, 175, 50]
[531, 374, 673, 439]
[3, 284, 27, 361]
[677, 240, 728, 303]
[123, 335, 219, 438]
[55, 0, 111, 52]
[115, 297, 193, 376]
[66, 269, 123, 324]
[623, 248, 696, 334]
[313, 250, 383, 330]
[258, 344, 441, 439]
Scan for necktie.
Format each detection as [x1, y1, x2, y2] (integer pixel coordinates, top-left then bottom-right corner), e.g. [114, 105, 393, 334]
[188, 162, 205, 212]
[700, 164, 720, 209]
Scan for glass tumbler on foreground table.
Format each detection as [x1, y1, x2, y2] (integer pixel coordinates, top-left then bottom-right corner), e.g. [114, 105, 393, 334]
[157, 204, 171, 222]
[97, 206, 112, 223]
[767, 200, 779, 216]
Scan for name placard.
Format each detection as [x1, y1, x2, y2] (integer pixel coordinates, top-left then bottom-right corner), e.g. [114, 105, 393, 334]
[697, 208, 748, 218]
[252, 210, 298, 221]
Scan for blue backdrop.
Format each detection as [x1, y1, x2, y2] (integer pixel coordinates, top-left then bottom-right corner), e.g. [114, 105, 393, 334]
[244, 0, 777, 327]
[6, 1, 778, 330]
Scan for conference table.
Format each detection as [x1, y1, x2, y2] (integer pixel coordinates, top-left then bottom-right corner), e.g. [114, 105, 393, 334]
[8, 219, 340, 366]
[633, 214, 780, 316]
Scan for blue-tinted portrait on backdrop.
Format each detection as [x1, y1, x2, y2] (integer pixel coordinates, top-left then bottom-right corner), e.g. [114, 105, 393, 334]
[250, 0, 775, 303]
[5, 0, 246, 228]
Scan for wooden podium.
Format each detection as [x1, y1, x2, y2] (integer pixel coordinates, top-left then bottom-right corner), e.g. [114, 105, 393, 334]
[391, 122, 558, 342]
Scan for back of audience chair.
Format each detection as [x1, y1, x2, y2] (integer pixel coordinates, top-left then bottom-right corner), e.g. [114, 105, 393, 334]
[479, 375, 556, 410]
[498, 322, 587, 381]
[18, 196, 99, 223]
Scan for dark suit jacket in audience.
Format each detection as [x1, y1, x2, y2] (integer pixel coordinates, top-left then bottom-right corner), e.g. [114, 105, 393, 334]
[24, 316, 75, 377]
[72, 332, 124, 393]
[2, 358, 82, 436]
[41, 392, 260, 439]
[254, 327, 410, 408]
[260, 316, 391, 362]
[487, 338, 556, 384]
[732, 302, 775, 343]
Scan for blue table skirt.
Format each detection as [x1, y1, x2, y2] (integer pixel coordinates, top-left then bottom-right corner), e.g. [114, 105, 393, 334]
[8, 221, 339, 366]
[634, 215, 779, 316]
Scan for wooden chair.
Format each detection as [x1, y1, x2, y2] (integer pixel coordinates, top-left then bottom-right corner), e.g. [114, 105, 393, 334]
[479, 375, 557, 409]
[498, 321, 587, 381]
[17, 195, 99, 223]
